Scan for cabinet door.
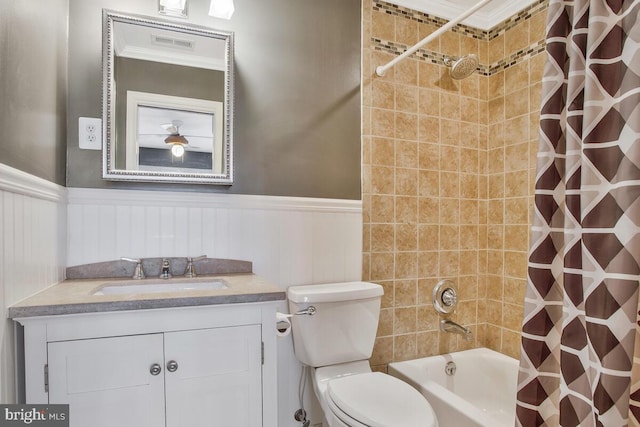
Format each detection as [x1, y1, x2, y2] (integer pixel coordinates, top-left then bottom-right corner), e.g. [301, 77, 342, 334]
[48, 334, 165, 427]
[164, 325, 262, 427]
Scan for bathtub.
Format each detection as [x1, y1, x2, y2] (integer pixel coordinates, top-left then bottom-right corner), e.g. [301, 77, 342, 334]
[388, 348, 518, 427]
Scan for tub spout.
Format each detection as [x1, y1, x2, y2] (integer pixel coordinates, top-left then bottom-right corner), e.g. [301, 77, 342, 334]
[440, 319, 472, 340]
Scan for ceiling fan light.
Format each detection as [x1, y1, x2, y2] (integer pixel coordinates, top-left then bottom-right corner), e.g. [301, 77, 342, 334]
[171, 144, 186, 157]
[164, 134, 188, 145]
[209, 0, 234, 19]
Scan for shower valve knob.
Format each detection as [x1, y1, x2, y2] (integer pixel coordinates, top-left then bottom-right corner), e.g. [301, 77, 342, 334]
[441, 288, 457, 307]
[433, 279, 458, 314]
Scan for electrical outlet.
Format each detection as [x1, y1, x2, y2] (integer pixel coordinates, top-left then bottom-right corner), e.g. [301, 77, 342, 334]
[79, 117, 102, 150]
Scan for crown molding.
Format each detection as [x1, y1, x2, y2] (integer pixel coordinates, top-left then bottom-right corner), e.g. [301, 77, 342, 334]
[387, 0, 538, 30]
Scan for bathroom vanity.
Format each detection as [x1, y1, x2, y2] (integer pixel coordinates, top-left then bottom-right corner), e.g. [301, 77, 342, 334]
[9, 273, 285, 427]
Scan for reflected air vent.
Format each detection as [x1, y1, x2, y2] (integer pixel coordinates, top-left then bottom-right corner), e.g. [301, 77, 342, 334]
[173, 39, 193, 49]
[151, 34, 194, 50]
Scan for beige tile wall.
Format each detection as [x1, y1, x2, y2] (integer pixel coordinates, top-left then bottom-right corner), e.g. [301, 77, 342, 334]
[362, 0, 548, 369]
[484, 12, 547, 359]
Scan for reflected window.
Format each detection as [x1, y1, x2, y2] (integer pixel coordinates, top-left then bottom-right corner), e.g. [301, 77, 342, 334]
[136, 106, 215, 172]
[124, 91, 224, 174]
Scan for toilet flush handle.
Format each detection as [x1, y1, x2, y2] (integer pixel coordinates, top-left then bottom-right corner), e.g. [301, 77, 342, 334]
[295, 306, 317, 316]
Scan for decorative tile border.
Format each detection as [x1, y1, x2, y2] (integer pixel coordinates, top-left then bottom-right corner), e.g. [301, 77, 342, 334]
[371, 0, 549, 75]
[373, 38, 546, 76]
[487, 0, 550, 40]
[373, 38, 490, 75]
[373, 1, 488, 40]
[373, 0, 549, 40]
[489, 40, 546, 74]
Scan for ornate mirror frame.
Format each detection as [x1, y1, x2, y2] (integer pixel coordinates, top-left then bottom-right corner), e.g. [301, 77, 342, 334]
[102, 10, 234, 184]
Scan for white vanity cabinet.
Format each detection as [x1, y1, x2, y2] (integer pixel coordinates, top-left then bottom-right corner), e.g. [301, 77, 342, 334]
[48, 333, 166, 427]
[16, 302, 278, 427]
[163, 325, 262, 427]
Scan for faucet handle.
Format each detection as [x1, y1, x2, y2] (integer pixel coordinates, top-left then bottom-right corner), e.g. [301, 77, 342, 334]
[184, 255, 207, 278]
[160, 258, 172, 279]
[121, 257, 145, 280]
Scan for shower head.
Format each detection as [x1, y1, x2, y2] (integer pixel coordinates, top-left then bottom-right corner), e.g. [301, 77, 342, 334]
[445, 54, 479, 80]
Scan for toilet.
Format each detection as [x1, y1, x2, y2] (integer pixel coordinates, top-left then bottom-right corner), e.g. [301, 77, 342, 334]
[288, 281, 438, 427]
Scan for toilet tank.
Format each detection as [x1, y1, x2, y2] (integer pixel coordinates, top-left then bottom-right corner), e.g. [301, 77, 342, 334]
[288, 282, 383, 367]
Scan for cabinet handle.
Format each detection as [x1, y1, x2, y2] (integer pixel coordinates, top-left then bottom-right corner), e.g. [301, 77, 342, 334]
[166, 360, 179, 373]
[150, 363, 162, 376]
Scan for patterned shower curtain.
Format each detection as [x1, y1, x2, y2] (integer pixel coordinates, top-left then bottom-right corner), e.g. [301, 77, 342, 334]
[516, 0, 640, 426]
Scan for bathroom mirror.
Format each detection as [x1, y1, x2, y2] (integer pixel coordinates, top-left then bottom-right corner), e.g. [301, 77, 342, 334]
[102, 10, 234, 184]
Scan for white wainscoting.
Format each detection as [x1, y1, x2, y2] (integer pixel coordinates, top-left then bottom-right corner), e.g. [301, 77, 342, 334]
[66, 188, 363, 287]
[0, 164, 67, 403]
[67, 187, 363, 426]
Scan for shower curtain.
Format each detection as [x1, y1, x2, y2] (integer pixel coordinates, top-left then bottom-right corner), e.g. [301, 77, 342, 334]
[516, 0, 640, 426]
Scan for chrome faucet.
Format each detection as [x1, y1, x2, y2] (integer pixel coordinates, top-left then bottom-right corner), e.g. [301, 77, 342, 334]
[440, 319, 472, 341]
[121, 257, 145, 280]
[184, 255, 207, 278]
[159, 258, 172, 279]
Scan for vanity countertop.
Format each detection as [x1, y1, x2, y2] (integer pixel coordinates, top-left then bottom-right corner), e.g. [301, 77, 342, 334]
[8, 274, 286, 318]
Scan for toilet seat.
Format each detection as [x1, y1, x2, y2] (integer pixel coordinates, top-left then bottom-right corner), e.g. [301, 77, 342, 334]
[326, 372, 438, 427]
[327, 397, 368, 427]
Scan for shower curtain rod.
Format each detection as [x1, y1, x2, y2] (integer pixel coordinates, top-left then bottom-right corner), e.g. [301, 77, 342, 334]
[375, 0, 494, 76]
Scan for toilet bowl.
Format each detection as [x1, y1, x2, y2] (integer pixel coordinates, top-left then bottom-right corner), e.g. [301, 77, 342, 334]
[288, 282, 438, 427]
[318, 362, 437, 427]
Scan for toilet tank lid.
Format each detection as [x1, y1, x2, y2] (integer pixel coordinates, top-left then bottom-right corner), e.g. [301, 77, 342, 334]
[288, 282, 383, 303]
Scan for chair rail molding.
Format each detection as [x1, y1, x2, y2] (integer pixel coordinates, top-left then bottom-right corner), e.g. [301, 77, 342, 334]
[0, 163, 67, 202]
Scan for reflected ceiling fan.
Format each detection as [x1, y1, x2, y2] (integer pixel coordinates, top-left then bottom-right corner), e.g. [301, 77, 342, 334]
[136, 116, 210, 156]
[162, 120, 189, 157]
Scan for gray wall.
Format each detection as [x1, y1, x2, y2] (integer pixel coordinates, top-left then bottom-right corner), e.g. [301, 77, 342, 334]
[67, 0, 362, 199]
[0, 0, 68, 185]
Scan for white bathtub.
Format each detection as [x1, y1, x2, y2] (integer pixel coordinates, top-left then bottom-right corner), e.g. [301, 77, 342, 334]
[388, 348, 518, 427]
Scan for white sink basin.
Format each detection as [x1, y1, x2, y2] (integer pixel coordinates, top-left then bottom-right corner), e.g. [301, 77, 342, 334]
[94, 280, 228, 296]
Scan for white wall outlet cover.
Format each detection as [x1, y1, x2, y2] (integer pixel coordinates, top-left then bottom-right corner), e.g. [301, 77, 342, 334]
[79, 117, 102, 150]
